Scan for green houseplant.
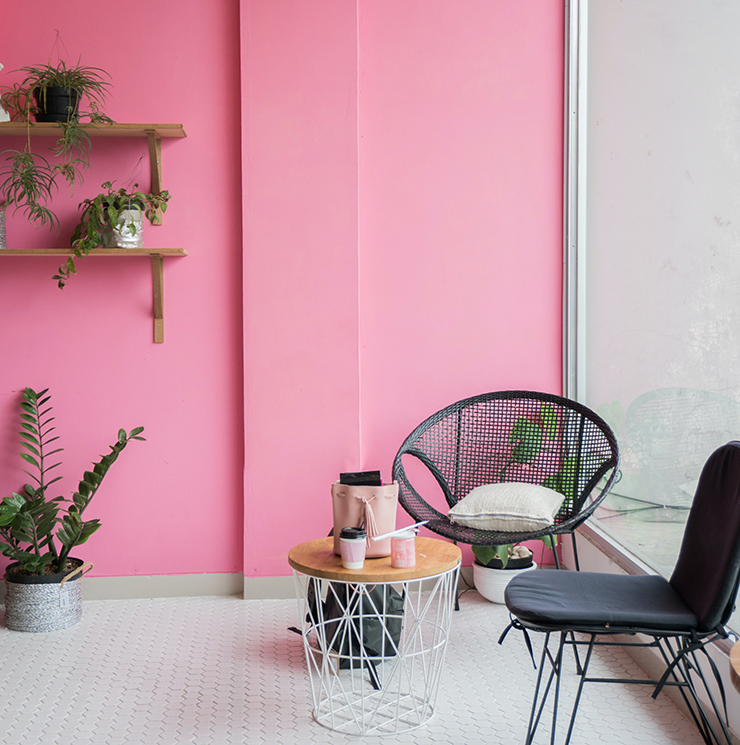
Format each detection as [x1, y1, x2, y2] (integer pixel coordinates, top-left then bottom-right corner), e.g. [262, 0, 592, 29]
[0, 386, 144, 632]
[0, 59, 112, 231]
[54, 181, 171, 288]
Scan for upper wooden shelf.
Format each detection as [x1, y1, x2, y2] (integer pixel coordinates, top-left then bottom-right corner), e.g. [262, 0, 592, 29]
[0, 248, 187, 256]
[0, 122, 187, 138]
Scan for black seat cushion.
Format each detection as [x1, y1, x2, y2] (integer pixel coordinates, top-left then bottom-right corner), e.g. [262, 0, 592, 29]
[505, 570, 698, 631]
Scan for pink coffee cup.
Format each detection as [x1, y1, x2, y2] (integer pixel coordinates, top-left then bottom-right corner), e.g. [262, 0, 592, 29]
[339, 527, 367, 569]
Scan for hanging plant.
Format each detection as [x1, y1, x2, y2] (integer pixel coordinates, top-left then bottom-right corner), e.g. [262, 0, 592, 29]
[0, 59, 112, 231]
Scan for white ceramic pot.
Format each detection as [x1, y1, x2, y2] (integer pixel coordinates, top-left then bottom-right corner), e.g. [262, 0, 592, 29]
[103, 207, 144, 248]
[473, 560, 537, 604]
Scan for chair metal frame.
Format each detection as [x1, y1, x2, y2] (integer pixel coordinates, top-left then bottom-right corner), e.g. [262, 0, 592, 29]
[502, 441, 740, 745]
[504, 618, 734, 745]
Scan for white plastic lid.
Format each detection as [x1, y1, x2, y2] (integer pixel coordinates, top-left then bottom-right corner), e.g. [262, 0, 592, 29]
[392, 530, 415, 540]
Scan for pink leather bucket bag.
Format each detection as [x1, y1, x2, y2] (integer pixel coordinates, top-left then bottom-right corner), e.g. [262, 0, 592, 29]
[331, 481, 399, 558]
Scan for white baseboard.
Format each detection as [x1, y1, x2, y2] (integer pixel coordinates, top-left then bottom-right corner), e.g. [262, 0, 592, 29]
[1, 567, 470, 603]
[0, 572, 245, 601]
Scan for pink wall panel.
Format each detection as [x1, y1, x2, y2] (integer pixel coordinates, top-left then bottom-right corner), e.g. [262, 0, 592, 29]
[243, 0, 564, 576]
[0, 0, 244, 577]
[358, 0, 564, 471]
[241, 0, 361, 577]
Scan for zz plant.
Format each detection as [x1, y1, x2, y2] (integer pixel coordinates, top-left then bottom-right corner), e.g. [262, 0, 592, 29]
[0, 387, 144, 576]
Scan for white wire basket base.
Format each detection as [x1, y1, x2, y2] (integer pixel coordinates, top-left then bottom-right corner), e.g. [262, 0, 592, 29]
[292, 566, 459, 736]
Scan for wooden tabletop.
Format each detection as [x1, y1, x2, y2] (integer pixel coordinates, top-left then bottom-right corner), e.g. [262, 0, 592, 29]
[288, 536, 461, 583]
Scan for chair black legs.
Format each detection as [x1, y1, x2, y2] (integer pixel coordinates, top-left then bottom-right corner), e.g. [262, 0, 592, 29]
[525, 631, 592, 745]
[522, 631, 734, 745]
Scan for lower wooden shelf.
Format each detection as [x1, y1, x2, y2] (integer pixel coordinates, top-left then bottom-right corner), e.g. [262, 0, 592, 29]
[0, 248, 188, 343]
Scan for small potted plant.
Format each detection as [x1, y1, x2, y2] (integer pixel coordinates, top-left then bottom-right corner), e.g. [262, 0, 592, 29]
[0, 386, 144, 632]
[471, 543, 540, 604]
[0, 59, 110, 123]
[54, 181, 171, 288]
[0, 59, 112, 232]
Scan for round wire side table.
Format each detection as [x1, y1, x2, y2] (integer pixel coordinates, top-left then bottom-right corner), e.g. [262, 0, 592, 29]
[288, 537, 461, 736]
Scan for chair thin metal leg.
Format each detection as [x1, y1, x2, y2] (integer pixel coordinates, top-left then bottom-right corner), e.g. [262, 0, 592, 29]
[524, 632, 571, 745]
[525, 632, 554, 745]
[571, 532, 580, 571]
[563, 635, 596, 745]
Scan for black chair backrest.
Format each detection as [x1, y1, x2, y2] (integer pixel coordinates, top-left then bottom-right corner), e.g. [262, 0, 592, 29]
[670, 441, 740, 632]
[395, 391, 618, 526]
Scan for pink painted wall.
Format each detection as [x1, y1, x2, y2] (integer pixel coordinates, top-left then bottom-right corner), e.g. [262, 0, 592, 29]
[0, 0, 563, 582]
[0, 0, 244, 577]
[242, 0, 564, 576]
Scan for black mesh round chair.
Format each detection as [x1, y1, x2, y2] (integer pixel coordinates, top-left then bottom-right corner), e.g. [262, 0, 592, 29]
[391, 391, 620, 568]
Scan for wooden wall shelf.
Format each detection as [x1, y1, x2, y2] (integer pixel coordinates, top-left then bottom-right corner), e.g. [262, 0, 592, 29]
[0, 122, 186, 222]
[0, 123, 188, 342]
[0, 249, 187, 343]
[0, 122, 187, 138]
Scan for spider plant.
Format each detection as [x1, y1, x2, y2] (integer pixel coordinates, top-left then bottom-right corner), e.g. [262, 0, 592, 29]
[0, 59, 112, 232]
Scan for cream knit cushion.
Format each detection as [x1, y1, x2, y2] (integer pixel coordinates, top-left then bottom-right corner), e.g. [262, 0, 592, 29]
[448, 482, 564, 532]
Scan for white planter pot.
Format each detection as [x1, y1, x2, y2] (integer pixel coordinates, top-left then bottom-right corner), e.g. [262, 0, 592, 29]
[103, 207, 144, 248]
[473, 560, 537, 604]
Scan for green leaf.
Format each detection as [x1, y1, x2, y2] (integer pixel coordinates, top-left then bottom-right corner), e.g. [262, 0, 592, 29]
[539, 535, 558, 549]
[130, 426, 145, 437]
[495, 544, 511, 568]
[472, 545, 497, 566]
[19, 452, 40, 468]
[471, 544, 512, 568]
[509, 417, 543, 464]
[20, 442, 40, 457]
[541, 404, 557, 440]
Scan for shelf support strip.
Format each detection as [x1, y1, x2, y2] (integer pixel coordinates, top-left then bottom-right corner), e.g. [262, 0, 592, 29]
[146, 130, 164, 225]
[152, 254, 164, 343]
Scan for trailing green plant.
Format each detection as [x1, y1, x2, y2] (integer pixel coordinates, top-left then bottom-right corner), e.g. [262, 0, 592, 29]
[0, 386, 144, 576]
[0, 59, 112, 230]
[54, 181, 171, 288]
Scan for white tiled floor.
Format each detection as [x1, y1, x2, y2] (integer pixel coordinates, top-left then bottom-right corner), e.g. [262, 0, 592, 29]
[0, 585, 703, 745]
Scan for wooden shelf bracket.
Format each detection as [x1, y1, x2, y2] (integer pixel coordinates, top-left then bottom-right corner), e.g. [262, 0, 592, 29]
[0, 249, 186, 343]
[146, 130, 164, 225]
[151, 254, 165, 343]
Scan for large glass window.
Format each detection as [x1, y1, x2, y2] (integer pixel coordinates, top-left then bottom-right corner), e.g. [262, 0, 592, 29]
[573, 1, 740, 603]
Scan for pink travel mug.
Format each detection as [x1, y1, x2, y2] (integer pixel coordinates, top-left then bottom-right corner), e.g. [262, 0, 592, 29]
[339, 527, 367, 569]
[391, 530, 416, 568]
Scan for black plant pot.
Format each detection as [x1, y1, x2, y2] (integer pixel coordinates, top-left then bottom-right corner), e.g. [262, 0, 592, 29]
[475, 554, 534, 570]
[33, 86, 80, 122]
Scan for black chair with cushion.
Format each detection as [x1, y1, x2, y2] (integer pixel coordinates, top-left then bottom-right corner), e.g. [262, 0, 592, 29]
[391, 391, 620, 569]
[503, 441, 740, 745]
